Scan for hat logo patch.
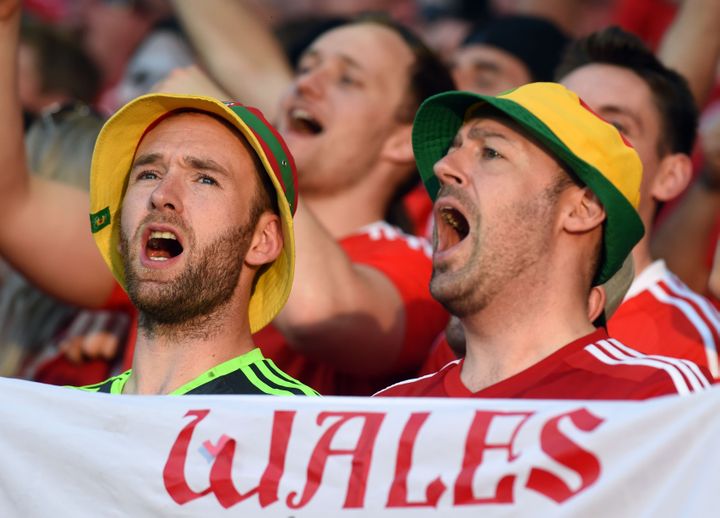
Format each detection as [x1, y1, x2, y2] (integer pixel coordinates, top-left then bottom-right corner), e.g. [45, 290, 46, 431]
[90, 207, 111, 233]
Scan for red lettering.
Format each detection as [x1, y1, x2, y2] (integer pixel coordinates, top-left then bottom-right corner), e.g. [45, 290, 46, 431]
[209, 410, 295, 508]
[164, 410, 213, 504]
[387, 412, 446, 508]
[287, 411, 385, 509]
[526, 408, 603, 503]
[163, 409, 296, 509]
[454, 410, 534, 505]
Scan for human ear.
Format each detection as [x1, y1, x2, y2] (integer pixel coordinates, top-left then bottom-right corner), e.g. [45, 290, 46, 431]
[587, 285, 607, 323]
[381, 124, 414, 166]
[245, 213, 283, 267]
[563, 188, 606, 234]
[651, 153, 693, 202]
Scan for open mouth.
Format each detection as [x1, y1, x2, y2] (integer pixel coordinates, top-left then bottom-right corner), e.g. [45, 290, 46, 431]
[145, 230, 183, 261]
[437, 206, 470, 251]
[288, 108, 323, 135]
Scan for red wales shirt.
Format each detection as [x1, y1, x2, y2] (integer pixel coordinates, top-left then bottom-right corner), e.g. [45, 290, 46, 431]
[375, 328, 713, 400]
[256, 221, 449, 395]
[609, 260, 720, 379]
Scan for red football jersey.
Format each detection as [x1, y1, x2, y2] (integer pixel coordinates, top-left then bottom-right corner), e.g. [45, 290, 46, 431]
[609, 260, 720, 379]
[375, 328, 712, 400]
[257, 221, 448, 395]
[418, 333, 459, 376]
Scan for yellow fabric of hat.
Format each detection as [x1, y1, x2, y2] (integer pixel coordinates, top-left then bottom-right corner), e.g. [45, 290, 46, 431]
[89, 93, 298, 333]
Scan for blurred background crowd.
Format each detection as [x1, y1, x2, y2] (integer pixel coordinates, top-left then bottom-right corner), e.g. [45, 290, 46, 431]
[2, 0, 720, 394]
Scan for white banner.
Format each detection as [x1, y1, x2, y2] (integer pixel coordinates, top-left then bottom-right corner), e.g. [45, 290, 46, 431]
[0, 376, 717, 517]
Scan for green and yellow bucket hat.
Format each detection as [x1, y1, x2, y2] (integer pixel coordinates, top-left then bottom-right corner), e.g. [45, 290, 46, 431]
[89, 93, 298, 333]
[412, 82, 644, 285]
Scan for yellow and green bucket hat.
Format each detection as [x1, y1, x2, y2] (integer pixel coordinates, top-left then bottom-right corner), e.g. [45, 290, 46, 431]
[89, 93, 298, 333]
[412, 82, 644, 285]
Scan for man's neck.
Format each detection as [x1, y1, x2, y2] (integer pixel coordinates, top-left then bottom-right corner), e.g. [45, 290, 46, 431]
[458, 279, 595, 393]
[630, 236, 654, 277]
[124, 305, 255, 395]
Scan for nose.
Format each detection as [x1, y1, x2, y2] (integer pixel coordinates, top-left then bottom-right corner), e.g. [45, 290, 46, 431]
[149, 174, 184, 214]
[433, 151, 468, 188]
[294, 65, 327, 100]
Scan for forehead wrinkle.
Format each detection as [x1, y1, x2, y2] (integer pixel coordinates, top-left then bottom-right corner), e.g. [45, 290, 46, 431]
[183, 155, 231, 177]
[131, 152, 163, 169]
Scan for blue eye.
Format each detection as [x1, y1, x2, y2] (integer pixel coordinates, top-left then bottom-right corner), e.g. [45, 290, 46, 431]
[198, 175, 218, 186]
[136, 170, 159, 181]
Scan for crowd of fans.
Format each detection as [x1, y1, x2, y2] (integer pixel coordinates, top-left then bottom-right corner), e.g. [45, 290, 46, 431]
[0, 0, 719, 399]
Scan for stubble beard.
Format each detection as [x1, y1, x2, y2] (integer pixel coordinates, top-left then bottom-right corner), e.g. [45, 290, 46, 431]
[430, 183, 560, 319]
[120, 221, 255, 342]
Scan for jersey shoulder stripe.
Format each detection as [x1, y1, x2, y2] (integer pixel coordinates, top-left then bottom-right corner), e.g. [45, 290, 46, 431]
[585, 339, 710, 395]
[75, 371, 130, 394]
[650, 277, 720, 377]
[373, 359, 460, 396]
[242, 363, 311, 395]
[608, 338, 711, 390]
[261, 359, 319, 395]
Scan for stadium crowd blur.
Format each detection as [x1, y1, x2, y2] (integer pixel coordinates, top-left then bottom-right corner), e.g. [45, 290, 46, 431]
[2, 0, 720, 394]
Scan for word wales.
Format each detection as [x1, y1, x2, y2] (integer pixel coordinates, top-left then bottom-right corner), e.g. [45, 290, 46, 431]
[0, 377, 717, 517]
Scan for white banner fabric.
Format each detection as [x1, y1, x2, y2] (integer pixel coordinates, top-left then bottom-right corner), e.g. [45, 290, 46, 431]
[0, 376, 717, 517]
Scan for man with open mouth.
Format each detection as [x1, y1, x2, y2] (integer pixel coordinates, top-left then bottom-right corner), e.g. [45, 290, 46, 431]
[77, 93, 317, 396]
[0, 3, 453, 394]
[376, 82, 713, 399]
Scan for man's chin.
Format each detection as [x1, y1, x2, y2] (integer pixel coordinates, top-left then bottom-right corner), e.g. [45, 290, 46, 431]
[430, 272, 482, 319]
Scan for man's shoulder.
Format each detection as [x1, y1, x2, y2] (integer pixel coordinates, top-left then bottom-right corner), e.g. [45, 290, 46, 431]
[374, 360, 458, 398]
[611, 263, 720, 374]
[568, 336, 713, 398]
[182, 350, 320, 396]
[625, 261, 719, 321]
[75, 370, 131, 394]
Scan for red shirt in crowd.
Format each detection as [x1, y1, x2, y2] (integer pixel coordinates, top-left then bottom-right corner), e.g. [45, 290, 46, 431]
[609, 260, 720, 379]
[257, 221, 448, 395]
[375, 328, 713, 400]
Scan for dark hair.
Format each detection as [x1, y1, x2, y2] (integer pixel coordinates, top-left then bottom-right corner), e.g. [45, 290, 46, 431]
[462, 15, 569, 82]
[20, 22, 101, 105]
[555, 26, 698, 156]
[350, 14, 456, 232]
[275, 16, 350, 68]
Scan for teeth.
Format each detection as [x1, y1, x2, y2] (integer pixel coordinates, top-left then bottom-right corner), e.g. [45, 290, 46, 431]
[291, 108, 316, 123]
[149, 231, 177, 240]
[149, 256, 169, 262]
[442, 208, 460, 230]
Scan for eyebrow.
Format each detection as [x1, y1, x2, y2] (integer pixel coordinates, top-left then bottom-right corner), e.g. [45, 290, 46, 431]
[183, 156, 231, 177]
[598, 105, 643, 131]
[131, 152, 162, 169]
[470, 60, 501, 74]
[466, 126, 516, 145]
[300, 48, 365, 72]
[130, 153, 231, 177]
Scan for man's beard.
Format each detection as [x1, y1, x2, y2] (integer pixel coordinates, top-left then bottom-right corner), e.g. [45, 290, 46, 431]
[430, 179, 564, 319]
[120, 220, 255, 340]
